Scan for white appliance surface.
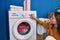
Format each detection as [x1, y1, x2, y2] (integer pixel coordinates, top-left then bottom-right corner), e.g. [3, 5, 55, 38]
[9, 11, 36, 40]
[10, 5, 23, 11]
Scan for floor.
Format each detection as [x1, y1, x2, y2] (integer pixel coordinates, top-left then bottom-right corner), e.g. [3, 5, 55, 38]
[36, 34, 44, 40]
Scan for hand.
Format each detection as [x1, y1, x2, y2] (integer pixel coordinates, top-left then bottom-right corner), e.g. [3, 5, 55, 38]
[30, 14, 37, 20]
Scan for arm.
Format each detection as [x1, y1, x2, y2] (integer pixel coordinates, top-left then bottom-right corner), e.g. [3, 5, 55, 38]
[36, 18, 51, 29]
[30, 14, 51, 29]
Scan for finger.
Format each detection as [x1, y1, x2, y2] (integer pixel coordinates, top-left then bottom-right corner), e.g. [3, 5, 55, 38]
[29, 14, 34, 16]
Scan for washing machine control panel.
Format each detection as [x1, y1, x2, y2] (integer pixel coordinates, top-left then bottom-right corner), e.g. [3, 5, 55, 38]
[9, 11, 36, 18]
[21, 13, 30, 18]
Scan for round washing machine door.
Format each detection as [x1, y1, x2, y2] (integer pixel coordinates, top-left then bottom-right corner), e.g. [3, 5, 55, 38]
[12, 19, 34, 40]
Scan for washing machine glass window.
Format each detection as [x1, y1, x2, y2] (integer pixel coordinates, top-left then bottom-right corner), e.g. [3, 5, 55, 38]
[17, 22, 31, 35]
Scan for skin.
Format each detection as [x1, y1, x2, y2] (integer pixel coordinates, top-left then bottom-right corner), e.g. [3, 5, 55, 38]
[50, 14, 57, 25]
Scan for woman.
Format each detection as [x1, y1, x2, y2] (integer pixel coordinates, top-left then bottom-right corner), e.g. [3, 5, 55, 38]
[30, 12, 60, 40]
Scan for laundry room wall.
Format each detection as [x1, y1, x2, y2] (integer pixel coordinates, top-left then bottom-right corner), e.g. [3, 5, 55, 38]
[31, 0, 60, 18]
[0, 0, 60, 40]
[0, 0, 7, 40]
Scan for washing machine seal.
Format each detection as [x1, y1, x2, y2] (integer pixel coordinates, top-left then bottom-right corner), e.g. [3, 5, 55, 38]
[12, 19, 34, 40]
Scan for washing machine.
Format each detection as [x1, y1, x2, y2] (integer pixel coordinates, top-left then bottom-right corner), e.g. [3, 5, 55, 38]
[9, 11, 36, 40]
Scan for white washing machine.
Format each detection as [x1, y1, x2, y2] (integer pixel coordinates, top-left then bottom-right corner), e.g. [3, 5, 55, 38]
[9, 11, 36, 40]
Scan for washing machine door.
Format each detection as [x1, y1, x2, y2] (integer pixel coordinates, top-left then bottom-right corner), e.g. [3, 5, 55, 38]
[12, 19, 34, 40]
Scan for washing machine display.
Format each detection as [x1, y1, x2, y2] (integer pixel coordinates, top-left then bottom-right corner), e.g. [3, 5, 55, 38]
[17, 22, 31, 35]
